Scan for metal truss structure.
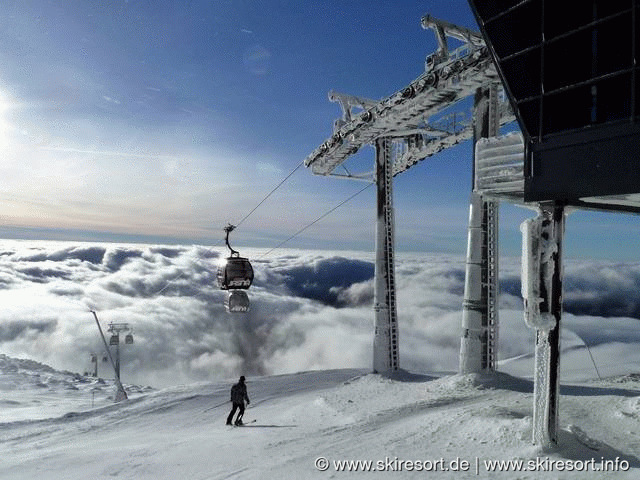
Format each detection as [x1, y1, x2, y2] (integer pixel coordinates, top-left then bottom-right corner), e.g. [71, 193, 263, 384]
[304, 15, 514, 181]
[304, 15, 515, 374]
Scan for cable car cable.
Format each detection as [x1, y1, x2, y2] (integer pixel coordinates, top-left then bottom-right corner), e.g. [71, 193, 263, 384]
[259, 182, 373, 258]
[235, 160, 304, 229]
[151, 160, 304, 297]
[156, 180, 372, 306]
[70, 178, 372, 319]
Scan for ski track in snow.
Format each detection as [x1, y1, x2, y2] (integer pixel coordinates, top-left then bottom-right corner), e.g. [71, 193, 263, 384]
[2, 356, 640, 478]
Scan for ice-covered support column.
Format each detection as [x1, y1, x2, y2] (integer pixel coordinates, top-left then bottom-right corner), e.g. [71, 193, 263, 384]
[521, 204, 565, 447]
[459, 84, 500, 374]
[460, 194, 499, 373]
[373, 137, 399, 373]
[460, 193, 487, 372]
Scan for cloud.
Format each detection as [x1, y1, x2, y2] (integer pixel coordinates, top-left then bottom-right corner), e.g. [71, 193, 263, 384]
[500, 259, 640, 320]
[14, 245, 106, 264]
[1, 241, 639, 388]
[259, 256, 374, 306]
[0, 319, 57, 342]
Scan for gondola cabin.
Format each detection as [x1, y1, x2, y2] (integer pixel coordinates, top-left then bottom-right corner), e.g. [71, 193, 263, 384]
[217, 256, 254, 290]
[225, 290, 250, 313]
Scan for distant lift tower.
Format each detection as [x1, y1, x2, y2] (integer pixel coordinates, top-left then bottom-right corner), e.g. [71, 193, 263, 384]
[107, 322, 134, 382]
[304, 15, 513, 374]
[91, 311, 130, 402]
[90, 352, 98, 377]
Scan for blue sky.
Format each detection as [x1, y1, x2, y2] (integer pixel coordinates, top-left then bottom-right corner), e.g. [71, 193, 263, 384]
[0, 0, 638, 261]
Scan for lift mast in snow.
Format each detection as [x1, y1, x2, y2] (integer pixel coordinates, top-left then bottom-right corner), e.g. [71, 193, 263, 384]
[107, 322, 134, 383]
[91, 311, 128, 402]
[304, 15, 513, 374]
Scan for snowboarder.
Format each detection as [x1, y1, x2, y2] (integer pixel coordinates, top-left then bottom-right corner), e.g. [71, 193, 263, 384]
[226, 375, 250, 425]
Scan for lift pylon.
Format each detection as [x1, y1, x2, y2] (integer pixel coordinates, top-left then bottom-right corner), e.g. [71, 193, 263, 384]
[373, 138, 399, 373]
[460, 83, 501, 374]
[90, 312, 128, 402]
[304, 15, 513, 375]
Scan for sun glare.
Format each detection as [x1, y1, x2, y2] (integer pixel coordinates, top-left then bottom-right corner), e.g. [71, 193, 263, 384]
[0, 90, 16, 149]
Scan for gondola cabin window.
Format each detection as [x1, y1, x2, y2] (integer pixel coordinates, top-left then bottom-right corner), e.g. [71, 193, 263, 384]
[217, 257, 254, 290]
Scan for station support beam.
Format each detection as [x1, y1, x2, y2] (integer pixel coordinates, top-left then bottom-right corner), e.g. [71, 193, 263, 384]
[460, 84, 500, 373]
[373, 137, 399, 373]
[522, 205, 565, 447]
[536, 205, 565, 447]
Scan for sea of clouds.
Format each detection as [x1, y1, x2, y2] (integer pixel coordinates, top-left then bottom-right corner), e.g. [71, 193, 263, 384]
[1, 240, 640, 387]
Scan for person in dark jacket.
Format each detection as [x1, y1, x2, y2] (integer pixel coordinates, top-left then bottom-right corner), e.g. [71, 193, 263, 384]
[226, 376, 250, 425]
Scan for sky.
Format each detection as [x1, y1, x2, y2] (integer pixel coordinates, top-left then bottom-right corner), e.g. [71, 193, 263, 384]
[0, 0, 639, 261]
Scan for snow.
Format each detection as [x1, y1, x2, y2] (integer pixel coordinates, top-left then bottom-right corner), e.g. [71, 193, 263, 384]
[2, 354, 640, 478]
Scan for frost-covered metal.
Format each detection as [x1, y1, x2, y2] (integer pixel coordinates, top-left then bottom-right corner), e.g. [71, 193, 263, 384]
[304, 15, 514, 375]
[304, 16, 514, 182]
[520, 216, 557, 332]
[460, 193, 487, 373]
[460, 85, 501, 374]
[521, 206, 565, 447]
[484, 199, 499, 369]
[373, 138, 399, 373]
[475, 132, 525, 200]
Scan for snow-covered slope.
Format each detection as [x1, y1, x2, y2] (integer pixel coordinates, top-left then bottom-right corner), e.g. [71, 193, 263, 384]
[1, 356, 639, 478]
[0, 354, 152, 423]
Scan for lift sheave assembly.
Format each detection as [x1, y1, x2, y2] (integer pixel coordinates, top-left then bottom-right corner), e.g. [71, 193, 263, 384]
[217, 224, 253, 313]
